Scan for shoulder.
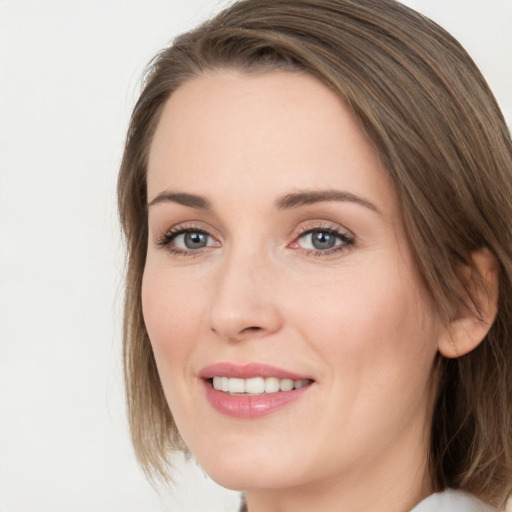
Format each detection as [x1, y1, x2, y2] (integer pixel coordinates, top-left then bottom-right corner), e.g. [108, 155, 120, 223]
[411, 489, 497, 512]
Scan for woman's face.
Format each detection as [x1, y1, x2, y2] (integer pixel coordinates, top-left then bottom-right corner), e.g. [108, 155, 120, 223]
[143, 71, 445, 496]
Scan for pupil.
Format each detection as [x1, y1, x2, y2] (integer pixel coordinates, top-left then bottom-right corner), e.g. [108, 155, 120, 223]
[184, 232, 207, 248]
[312, 231, 335, 250]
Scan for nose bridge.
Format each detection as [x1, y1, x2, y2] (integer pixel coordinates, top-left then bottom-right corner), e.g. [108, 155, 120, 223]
[207, 238, 281, 341]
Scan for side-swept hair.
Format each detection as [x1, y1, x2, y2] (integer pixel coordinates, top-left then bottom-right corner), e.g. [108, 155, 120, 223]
[118, 0, 512, 507]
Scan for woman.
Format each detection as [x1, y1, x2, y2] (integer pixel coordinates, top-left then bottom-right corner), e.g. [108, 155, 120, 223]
[117, 0, 512, 510]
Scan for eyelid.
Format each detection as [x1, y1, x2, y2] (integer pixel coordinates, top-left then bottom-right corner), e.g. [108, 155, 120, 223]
[155, 221, 221, 254]
[153, 219, 355, 257]
[291, 221, 353, 241]
[288, 221, 355, 255]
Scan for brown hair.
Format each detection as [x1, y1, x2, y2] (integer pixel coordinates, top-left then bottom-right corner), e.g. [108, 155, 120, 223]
[117, 0, 512, 507]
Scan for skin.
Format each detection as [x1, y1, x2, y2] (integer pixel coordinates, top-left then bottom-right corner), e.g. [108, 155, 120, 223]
[142, 70, 449, 512]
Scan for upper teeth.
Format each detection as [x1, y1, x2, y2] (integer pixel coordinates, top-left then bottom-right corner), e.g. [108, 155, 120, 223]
[212, 376, 310, 394]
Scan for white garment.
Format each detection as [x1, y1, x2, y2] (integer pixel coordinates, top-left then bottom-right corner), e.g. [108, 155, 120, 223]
[411, 489, 497, 512]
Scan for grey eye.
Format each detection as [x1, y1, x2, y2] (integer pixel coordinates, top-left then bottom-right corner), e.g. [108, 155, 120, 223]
[310, 231, 337, 250]
[299, 230, 341, 250]
[182, 231, 209, 249]
[159, 227, 220, 253]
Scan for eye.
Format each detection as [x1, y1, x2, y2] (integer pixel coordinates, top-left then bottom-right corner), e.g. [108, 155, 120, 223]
[157, 227, 219, 254]
[175, 231, 211, 250]
[300, 230, 339, 250]
[294, 227, 354, 254]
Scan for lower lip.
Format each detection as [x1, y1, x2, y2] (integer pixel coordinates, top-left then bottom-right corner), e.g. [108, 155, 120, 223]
[203, 380, 312, 419]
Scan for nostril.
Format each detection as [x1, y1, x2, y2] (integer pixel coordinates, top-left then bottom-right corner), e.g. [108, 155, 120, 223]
[243, 326, 262, 333]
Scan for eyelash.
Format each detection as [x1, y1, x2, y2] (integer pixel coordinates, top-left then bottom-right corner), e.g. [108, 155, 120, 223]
[156, 224, 355, 257]
[156, 225, 214, 257]
[293, 225, 355, 257]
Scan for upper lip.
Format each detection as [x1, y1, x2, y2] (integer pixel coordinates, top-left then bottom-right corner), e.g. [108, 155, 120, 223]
[199, 362, 313, 381]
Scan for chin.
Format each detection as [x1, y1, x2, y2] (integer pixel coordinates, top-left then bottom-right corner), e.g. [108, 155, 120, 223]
[190, 440, 308, 491]
[202, 463, 295, 492]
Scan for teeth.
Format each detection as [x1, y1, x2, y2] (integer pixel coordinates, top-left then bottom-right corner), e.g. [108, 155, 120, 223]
[229, 378, 245, 393]
[245, 377, 265, 394]
[212, 376, 310, 394]
[264, 377, 280, 393]
[279, 379, 294, 391]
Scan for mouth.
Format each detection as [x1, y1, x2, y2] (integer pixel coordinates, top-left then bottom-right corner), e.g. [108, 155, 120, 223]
[200, 363, 315, 418]
[209, 376, 312, 395]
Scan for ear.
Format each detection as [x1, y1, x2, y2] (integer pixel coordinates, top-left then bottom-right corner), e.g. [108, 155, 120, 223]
[438, 247, 499, 358]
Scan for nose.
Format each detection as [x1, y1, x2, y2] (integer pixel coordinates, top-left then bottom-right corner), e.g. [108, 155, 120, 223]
[207, 248, 283, 342]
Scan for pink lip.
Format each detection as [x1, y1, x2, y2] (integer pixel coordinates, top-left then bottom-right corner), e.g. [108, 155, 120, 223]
[199, 362, 311, 381]
[199, 363, 314, 419]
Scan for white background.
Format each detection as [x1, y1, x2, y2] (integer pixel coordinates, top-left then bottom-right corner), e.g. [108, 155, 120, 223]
[0, 1, 510, 511]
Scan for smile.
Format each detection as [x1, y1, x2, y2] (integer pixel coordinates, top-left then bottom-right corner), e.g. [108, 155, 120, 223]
[200, 363, 315, 418]
[211, 376, 311, 395]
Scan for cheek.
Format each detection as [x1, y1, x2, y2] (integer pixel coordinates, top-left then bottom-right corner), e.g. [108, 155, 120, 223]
[291, 257, 440, 402]
[288, 262, 440, 462]
[141, 263, 207, 374]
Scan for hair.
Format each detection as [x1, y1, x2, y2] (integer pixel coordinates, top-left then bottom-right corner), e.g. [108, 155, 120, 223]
[117, 0, 512, 507]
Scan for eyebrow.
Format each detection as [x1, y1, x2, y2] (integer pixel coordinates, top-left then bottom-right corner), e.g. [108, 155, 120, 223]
[275, 190, 380, 213]
[147, 188, 380, 214]
[147, 191, 211, 210]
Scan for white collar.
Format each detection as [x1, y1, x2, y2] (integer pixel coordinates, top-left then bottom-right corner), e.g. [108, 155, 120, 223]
[411, 489, 496, 512]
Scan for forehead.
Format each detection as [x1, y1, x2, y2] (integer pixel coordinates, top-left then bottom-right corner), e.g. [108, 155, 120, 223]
[147, 70, 395, 214]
